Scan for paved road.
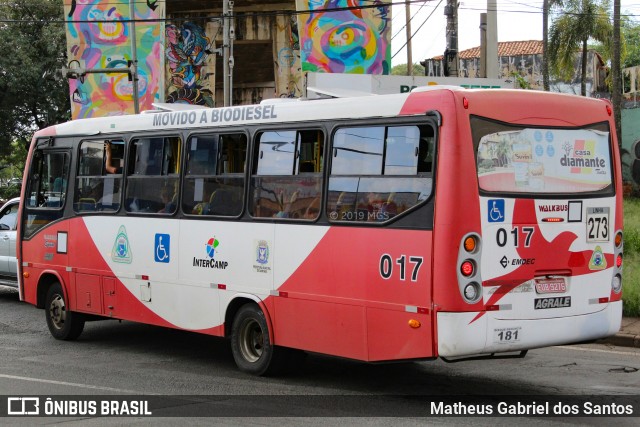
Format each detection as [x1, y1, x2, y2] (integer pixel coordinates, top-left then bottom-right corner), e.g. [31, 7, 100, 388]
[0, 286, 639, 426]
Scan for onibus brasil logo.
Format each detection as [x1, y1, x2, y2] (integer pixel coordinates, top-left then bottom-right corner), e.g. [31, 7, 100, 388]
[193, 236, 229, 269]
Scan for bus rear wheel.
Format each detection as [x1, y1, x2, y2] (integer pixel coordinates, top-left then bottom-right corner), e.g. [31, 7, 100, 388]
[231, 304, 282, 376]
[45, 282, 85, 341]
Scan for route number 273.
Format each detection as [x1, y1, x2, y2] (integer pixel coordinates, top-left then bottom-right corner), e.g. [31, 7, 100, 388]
[379, 254, 423, 282]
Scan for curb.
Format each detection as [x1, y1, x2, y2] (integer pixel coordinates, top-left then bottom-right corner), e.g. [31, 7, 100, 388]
[598, 333, 640, 348]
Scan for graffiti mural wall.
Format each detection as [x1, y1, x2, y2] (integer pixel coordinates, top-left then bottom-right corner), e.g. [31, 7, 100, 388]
[63, 0, 165, 118]
[165, 22, 215, 106]
[295, 0, 391, 74]
[275, 14, 302, 98]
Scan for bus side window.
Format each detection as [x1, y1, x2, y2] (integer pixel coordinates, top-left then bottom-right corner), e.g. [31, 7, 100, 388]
[182, 133, 247, 217]
[23, 148, 70, 238]
[327, 124, 434, 223]
[74, 140, 124, 213]
[125, 136, 181, 214]
[250, 129, 324, 220]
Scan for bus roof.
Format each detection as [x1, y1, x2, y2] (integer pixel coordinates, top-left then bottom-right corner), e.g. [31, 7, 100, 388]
[35, 88, 611, 139]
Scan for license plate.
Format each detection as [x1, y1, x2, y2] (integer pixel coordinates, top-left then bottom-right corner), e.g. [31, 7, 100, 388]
[535, 277, 567, 294]
[586, 207, 609, 242]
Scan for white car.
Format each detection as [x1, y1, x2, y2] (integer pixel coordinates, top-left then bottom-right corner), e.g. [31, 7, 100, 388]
[0, 197, 19, 288]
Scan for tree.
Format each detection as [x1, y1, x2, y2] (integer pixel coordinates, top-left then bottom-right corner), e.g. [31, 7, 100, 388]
[620, 17, 640, 68]
[542, 0, 565, 91]
[391, 63, 425, 76]
[0, 0, 70, 154]
[548, 0, 613, 96]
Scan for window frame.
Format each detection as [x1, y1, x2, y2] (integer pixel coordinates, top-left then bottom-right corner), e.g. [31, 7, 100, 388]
[327, 120, 436, 225]
[471, 115, 615, 199]
[249, 127, 326, 221]
[124, 134, 183, 215]
[73, 139, 125, 214]
[182, 130, 249, 218]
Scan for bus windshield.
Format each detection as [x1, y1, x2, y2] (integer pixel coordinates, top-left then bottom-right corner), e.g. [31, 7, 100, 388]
[472, 116, 613, 195]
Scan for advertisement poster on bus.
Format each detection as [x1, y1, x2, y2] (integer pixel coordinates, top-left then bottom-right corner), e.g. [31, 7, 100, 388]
[477, 128, 612, 193]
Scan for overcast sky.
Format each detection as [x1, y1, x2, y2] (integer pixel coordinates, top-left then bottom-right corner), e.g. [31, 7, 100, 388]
[390, 0, 640, 66]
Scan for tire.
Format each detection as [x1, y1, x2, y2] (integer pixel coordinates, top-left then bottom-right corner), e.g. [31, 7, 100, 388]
[45, 282, 85, 341]
[230, 304, 283, 376]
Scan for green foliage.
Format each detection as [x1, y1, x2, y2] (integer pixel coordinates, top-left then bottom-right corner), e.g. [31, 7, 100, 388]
[511, 72, 531, 89]
[391, 63, 426, 76]
[590, 15, 639, 74]
[548, 0, 612, 93]
[623, 252, 640, 316]
[623, 197, 640, 316]
[624, 197, 640, 254]
[0, 139, 27, 186]
[0, 0, 71, 154]
[0, 185, 21, 202]
[621, 16, 640, 68]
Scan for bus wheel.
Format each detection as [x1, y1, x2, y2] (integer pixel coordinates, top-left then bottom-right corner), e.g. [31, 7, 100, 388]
[45, 282, 85, 341]
[231, 304, 280, 375]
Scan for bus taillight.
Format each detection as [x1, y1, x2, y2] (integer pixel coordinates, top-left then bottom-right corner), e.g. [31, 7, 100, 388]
[464, 282, 480, 301]
[460, 260, 475, 277]
[612, 274, 622, 294]
[457, 233, 483, 304]
[615, 231, 623, 248]
[616, 254, 623, 268]
[463, 236, 477, 253]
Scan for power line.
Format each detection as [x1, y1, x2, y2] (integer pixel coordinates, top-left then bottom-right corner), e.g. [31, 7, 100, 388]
[2, 1, 640, 24]
[391, 1, 430, 41]
[392, 0, 444, 59]
[1, 0, 431, 24]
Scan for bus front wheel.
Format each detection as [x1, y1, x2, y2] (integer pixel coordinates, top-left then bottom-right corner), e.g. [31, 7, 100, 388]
[231, 304, 281, 375]
[45, 282, 85, 341]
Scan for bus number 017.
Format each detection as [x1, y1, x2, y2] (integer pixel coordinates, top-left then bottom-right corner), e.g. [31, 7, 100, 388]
[496, 226, 535, 248]
[379, 254, 423, 282]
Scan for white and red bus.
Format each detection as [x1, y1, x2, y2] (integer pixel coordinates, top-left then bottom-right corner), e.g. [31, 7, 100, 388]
[18, 87, 623, 375]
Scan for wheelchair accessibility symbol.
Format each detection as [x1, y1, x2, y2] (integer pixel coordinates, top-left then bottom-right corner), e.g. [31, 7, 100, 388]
[154, 233, 170, 263]
[488, 199, 505, 223]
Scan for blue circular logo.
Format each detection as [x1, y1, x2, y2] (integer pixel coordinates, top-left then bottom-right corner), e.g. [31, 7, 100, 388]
[545, 131, 554, 142]
[547, 145, 555, 157]
[534, 130, 543, 142]
[535, 145, 544, 157]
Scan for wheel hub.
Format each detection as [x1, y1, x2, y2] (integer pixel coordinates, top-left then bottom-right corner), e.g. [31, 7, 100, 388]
[239, 318, 264, 363]
[49, 295, 66, 330]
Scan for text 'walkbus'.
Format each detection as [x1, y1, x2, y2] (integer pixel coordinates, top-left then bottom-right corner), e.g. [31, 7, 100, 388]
[18, 87, 623, 375]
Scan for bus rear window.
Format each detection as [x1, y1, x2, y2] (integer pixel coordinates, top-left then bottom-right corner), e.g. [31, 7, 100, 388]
[472, 116, 613, 195]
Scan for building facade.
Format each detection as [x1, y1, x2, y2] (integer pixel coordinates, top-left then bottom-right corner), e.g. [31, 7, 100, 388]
[422, 40, 608, 98]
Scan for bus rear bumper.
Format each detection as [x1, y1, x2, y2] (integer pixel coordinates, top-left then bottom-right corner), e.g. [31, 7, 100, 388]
[436, 301, 622, 357]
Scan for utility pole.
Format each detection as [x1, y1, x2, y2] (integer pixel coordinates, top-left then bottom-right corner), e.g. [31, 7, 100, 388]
[222, 1, 235, 107]
[405, 1, 413, 76]
[128, 0, 140, 113]
[480, 13, 487, 78]
[444, 0, 458, 77]
[486, 0, 499, 78]
[612, 0, 622, 149]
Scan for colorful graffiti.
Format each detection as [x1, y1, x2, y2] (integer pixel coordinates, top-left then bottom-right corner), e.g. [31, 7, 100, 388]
[165, 22, 214, 106]
[296, 0, 391, 74]
[275, 15, 302, 98]
[63, 0, 165, 118]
